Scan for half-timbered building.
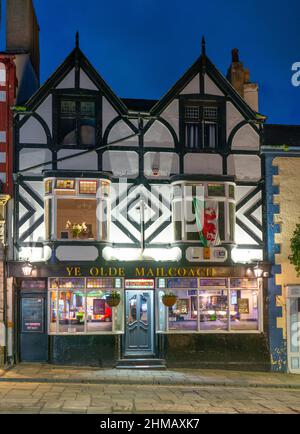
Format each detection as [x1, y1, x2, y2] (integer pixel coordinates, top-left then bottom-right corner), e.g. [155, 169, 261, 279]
[9, 37, 270, 369]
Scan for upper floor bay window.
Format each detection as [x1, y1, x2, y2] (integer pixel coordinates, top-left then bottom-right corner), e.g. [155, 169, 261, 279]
[58, 96, 98, 146]
[172, 180, 235, 244]
[44, 177, 110, 242]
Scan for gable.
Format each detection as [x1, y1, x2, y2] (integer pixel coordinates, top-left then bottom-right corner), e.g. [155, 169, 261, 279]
[150, 54, 258, 123]
[23, 47, 127, 116]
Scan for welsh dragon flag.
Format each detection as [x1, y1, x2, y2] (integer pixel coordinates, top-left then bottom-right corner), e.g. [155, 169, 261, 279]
[193, 198, 220, 247]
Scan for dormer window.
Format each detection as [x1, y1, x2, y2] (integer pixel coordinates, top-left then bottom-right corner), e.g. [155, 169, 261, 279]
[58, 96, 98, 147]
[184, 102, 221, 150]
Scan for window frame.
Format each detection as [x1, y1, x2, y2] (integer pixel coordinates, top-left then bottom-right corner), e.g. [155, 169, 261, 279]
[48, 277, 124, 335]
[44, 177, 111, 242]
[53, 89, 101, 149]
[156, 277, 263, 334]
[179, 95, 226, 152]
[171, 181, 236, 244]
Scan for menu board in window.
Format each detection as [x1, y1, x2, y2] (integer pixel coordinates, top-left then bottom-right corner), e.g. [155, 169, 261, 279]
[93, 299, 106, 315]
[21, 298, 44, 333]
[238, 298, 250, 314]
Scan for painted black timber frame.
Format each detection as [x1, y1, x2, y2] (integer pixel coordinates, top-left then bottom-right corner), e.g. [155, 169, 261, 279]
[13, 43, 265, 262]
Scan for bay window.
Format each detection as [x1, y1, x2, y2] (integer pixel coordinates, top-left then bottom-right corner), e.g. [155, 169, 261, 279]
[44, 177, 110, 242]
[172, 180, 236, 244]
[49, 277, 124, 334]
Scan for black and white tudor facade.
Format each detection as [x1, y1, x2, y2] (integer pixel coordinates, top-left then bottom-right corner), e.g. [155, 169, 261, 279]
[10, 40, 269, 368]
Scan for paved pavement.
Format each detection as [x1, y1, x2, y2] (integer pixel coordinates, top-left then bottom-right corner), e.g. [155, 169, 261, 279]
[1, 363, 300, 388]
[0, 364, 300, 413]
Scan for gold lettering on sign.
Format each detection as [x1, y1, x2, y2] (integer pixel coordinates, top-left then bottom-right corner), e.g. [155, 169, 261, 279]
[66, 266, 82, 276]
[135, 267, 145, 277]
[66, 267, 73, 276]
[89, 267, 99, 277]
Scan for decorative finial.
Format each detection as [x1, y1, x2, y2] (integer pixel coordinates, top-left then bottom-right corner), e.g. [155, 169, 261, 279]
[75, 31, 79, 49]
[201, 36, 206, 57]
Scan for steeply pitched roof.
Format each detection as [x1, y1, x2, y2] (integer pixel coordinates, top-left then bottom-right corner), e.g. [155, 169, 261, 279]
[121, 98, 158, 112]
[24, 47, 128, 114]
[149, 54, 259, 121]
[264, 124, 300, 147]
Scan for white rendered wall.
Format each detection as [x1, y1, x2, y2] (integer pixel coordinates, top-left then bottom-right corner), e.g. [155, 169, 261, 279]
[57, 149, 98, 170]
[107, 120, 138, 147]
[160, 100, 179, 138]
[180, 74, 200, 94]
[144, 121, 175, 148]
[56, 69, 75, 89]
[204, 74, 224, 96]
[36, 95, 53, 135]
[227, 155, 261, 181]
[226, 102, 244, 140]
[103, 151, 138, 177]
[19, 148, 52, 174]
[144, 152, 179, 178]
[80, 69, 98, 90]
[102, 97, 119, 133]
[231, 123, 260, 150]
[19, 117, 48, 144]
[184, 153, 223, 175]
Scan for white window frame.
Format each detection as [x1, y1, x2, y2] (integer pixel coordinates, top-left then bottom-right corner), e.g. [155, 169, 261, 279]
[155, 277, 263, 334]
[44, 177, 111, 242]
[48, 277, 124, 336]
[171, 181, 236, 244]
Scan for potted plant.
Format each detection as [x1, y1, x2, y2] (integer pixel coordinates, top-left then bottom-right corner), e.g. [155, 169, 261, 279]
[162, 292, 177, 307]
[106, 291, 121, 307]
[66, 220, 88, 239]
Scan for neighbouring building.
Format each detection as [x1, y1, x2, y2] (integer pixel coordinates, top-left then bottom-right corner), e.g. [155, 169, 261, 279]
[8, 36, 270, 369]
[0, 0, 39, 366]
[263, 125, 300, 374]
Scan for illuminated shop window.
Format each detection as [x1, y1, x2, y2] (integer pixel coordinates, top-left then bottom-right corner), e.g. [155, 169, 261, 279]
[58, 290, 85, 333]
[86, 290, 112, 332]
[49, 277, 124, 335]
[157, 278, 261, 333]
[199, 289, 228, 331]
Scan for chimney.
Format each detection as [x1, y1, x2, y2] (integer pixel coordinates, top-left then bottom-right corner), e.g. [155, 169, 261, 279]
[6, 0, 40, 80]
[227, 48, 259, 112]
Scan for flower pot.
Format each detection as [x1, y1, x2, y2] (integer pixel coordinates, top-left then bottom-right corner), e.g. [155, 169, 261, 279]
[162, 295, 177, 307]
[106, 296, 120, 307]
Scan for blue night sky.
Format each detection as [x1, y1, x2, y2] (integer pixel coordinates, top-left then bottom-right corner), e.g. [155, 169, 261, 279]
[1, 0, 300, 124]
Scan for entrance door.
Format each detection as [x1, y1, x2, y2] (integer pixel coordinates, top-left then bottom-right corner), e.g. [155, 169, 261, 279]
[125, 290, 154, 356]
[19, 293, 48, 362]
[287, 295, 300, 373]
